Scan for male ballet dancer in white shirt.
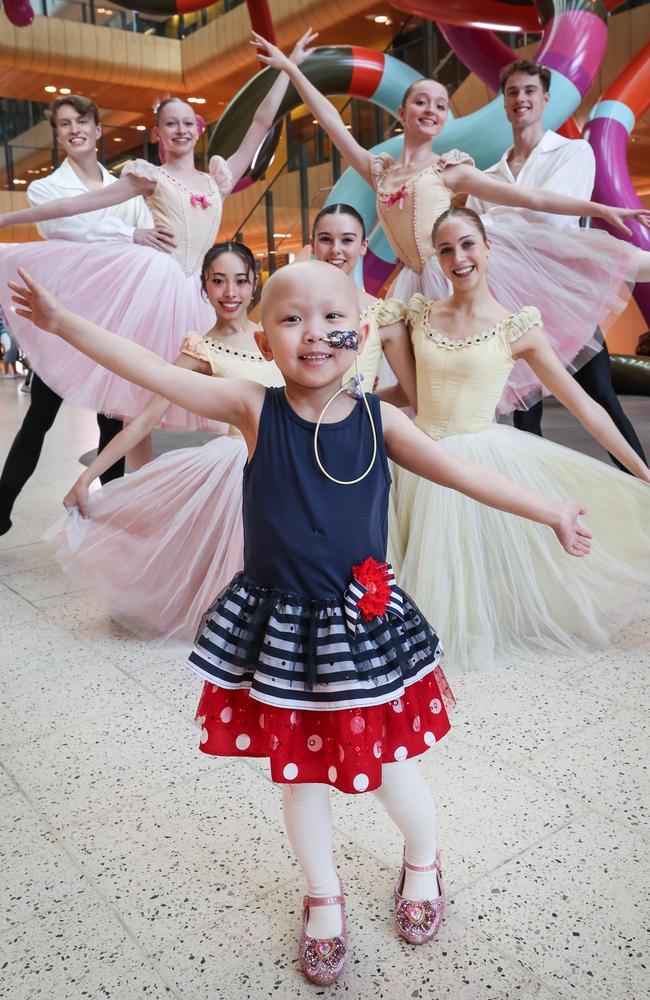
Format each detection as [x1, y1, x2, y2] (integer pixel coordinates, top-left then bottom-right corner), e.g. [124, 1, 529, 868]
[467, 58, 646, 472]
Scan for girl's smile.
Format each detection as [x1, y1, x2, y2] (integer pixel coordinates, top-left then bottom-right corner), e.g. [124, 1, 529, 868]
[312, 213, 367, 278]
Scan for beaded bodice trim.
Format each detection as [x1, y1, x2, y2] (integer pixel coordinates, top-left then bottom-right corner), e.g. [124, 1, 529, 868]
[410, 296, 542, 350]
[201, 337, 267, 362]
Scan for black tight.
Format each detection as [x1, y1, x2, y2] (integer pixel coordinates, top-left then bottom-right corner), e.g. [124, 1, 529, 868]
[513, 344, 647, 474]
[0, 373, 124, 529]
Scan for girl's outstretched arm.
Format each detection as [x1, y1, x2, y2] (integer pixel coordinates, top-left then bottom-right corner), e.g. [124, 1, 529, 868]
[9, 270, 263, 434]
[513, 325, 650, 482]
[0, 174, 155, 230]
[251, 33, 373, 185]
[64, 352, 212, 517]
[444, 162, 650, 238]
[381, 401, 592, 557]
[228, 29, 319, 187]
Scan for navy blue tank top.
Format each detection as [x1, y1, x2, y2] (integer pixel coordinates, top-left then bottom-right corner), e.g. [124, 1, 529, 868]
[242, 388, 391, 599]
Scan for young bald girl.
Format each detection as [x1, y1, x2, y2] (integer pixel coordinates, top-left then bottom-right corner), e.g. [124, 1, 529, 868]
[10, 262, 590, 986]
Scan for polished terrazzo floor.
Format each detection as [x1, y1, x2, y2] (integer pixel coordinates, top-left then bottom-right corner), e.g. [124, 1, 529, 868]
[1, 376, 649, 1000]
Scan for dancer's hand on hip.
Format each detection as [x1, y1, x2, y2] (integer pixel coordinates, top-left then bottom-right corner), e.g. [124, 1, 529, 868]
[133, 227, 177, 253]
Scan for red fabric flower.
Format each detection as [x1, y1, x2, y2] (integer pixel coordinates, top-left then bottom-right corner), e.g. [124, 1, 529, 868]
[352, 556, 392, 621]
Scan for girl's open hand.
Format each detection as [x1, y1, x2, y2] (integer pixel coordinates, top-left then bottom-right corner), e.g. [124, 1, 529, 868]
[554, 502, 592, 557]
[597, 205, 650, 236]
[8, 268, 65, 335]
[251, 32, 294, 73]
[289, 28, 319, 67]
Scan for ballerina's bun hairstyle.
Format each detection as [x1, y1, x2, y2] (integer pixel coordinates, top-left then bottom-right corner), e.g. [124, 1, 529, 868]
[155, 97, 196, 122]
[312, 203, 367, 241]
[200, 242, 257, 297]
[499, 59, 551, 93]
[47, 95, 100, 129]
[401, 78, 449, 106]
[432, 206, 488, 245]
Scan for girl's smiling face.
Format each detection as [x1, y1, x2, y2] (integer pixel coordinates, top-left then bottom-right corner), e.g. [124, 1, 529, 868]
[312, 212, 367, 277]
[204, 251, 255, 322]
[434, 215, 490, 290]
[399, 80, 449, 140]
[153, 100, 199, 156]
[257, 262, 363, 390]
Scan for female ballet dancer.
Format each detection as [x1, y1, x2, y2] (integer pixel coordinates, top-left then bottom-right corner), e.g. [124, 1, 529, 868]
[11, 259, 590, 984]
[251, 32, 650, 411]
[390, 207, 650, 671]
[49, 216, 416, 646]
[46, 242, 283, 645]
[311, 202, 415, 402]
[0, 30, 316, 424]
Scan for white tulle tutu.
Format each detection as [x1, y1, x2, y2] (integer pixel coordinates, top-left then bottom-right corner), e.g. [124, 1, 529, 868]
[44, 435, 247, 644]
[390, 215, 636, 413]
[0, 240, 216, 427]
[389, 424, 650, 672]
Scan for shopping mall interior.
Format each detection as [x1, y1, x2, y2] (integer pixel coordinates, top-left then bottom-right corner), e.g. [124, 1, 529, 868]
[0, 2, 649, 998]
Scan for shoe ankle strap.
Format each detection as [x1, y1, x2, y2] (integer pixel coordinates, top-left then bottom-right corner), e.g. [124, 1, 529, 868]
[305, 893, 344, 907]
[404, 852, 440, 873]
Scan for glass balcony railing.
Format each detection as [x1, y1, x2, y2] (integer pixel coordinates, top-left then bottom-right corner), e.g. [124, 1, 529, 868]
[30, 0, 245, 39]
[0, 124, 159, 191]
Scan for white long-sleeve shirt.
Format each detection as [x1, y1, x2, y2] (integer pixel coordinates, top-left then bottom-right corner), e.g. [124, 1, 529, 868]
[466, 129, 596, 231]
[27, 157, 153, 243]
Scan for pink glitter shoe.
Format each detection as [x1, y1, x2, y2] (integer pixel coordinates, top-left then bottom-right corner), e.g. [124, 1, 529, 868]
[394, 851, 445, 945]
[298, 881, 348, 985]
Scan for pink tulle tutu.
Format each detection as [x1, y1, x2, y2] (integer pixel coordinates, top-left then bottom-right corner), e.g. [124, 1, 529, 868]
[0, 239, 216, 426]
[390, 214, 635, 413]
[44, 435, 247, 645]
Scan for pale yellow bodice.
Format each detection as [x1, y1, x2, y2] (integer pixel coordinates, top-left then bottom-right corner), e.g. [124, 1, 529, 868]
[406, 294, 541, 440]
[342, 297, 403, 388]
[181, 329, 284, 385]
[181, 328, 284, 438]
[122, 157, 232, 277]
[372, 150, 474, 275]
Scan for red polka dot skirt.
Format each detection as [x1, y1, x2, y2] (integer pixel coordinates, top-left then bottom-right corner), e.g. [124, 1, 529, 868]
[195, 666, 453, 794]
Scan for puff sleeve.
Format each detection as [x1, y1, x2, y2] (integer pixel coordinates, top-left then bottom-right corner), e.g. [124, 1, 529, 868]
[504, 306, 543, 344]
[209, 156, 234, 197]
[121, 159, 160, 181]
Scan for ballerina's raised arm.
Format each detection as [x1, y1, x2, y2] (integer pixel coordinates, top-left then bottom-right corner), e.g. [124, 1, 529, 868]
[0, 29, 319, 232]
[252, 33, 650, 247]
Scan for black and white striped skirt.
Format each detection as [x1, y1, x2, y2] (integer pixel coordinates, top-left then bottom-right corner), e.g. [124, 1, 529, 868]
[187, 573, 444, 712]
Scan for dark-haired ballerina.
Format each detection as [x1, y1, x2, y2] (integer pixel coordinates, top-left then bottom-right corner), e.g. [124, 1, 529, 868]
[252, 33, 650, 413]
[0, 32, 316, 423]
[44, 242, 284, 646]
[311, 202, 416, 403]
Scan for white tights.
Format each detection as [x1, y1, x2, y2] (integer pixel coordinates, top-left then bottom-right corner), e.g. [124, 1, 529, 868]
[282, 759, 437, 937]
